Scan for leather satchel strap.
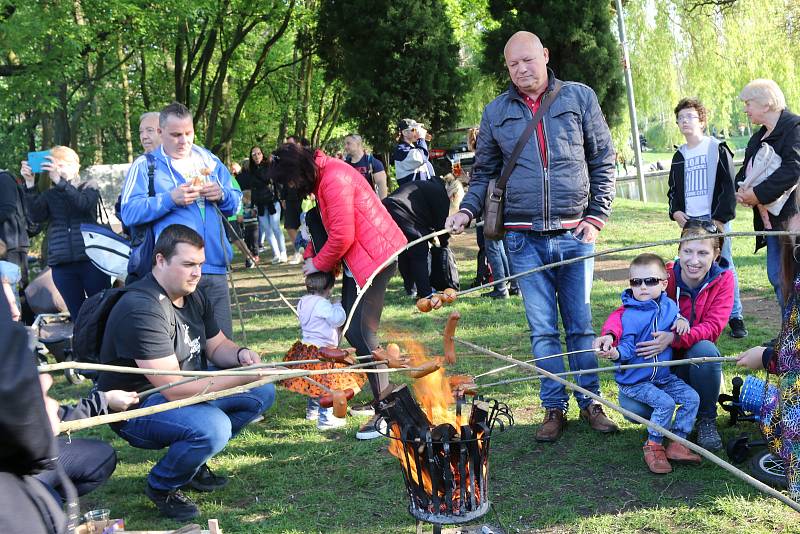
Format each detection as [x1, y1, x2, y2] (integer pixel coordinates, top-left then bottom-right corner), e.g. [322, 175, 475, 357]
[494, 80, 564, 194]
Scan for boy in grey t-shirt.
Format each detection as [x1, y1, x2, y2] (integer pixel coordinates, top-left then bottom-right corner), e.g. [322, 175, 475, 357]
[667, 97, 746, 338]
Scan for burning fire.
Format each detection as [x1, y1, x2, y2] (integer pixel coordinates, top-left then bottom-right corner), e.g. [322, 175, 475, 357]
[404, 338, 460, 428]
[384, 338, 486, 512]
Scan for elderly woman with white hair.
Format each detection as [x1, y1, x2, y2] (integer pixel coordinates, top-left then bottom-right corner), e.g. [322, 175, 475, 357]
[735, 78, 800, 311]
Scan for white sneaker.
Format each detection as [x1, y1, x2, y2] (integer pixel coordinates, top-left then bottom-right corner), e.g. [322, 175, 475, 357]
[288, 252, 303, 265]
[279, 252, 288, 263]
[271, 256, 281, 265]
[306, 398, 320, 421]
[317, 415, 347, 431]
[349, 403, 375, 417]
[355, 415, 387, 440]
[317, 406, 347, 431]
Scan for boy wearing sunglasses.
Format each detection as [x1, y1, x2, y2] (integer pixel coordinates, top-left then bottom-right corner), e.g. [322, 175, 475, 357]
[602, 253, 702, 474]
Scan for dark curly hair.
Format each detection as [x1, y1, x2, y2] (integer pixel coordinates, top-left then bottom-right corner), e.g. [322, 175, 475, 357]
[674, 97, 708, 126]
[267, 142, 317, 199]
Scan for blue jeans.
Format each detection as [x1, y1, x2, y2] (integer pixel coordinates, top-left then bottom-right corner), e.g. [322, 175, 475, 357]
[721, 221, 743, 320]
[51, 260, 111, 319]
[505, 230, 599, 410]
[113, 382, 276, 491]
[259, 202, 286, 258]
[198, 273, 233, 339]
[485, 237, 512, 291]
[619, 339, 722, 422]
[620, 374, 699, 444]
[766, 234, 783, 314]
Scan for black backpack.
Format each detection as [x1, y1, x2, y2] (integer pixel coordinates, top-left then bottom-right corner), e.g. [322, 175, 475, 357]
[72, 283, 173, 365]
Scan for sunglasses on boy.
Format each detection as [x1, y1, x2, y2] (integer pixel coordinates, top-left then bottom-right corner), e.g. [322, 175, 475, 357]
[684, 219, 720, 234]
[629, 277, 665, 287]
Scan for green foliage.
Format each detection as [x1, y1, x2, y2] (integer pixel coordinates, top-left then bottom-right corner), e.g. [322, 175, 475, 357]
[481, 0, 626, 127]
[624, 0, 800, 152]
[316, 0, 467, 152]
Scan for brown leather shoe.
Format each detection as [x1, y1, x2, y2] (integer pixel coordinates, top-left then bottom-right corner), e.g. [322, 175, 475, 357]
[535, 408, 566, 442]
[665, 441, 702, 464]
[579, 403, 619, 433]
[643, 442, 672, 474]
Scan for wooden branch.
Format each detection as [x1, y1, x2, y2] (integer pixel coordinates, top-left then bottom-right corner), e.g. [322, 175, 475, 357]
[457, 230, 800, 299]
[454, 338, 800, 513]
[59, 375, 282, 433]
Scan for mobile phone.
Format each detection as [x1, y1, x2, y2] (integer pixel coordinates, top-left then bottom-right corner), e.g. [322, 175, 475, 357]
[27, 150, 51, 173]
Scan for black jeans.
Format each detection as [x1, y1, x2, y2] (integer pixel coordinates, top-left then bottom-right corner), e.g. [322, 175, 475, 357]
[398, 242, 432, 298]
[342, 263, 396, 401]
[35, 437, 116, 502]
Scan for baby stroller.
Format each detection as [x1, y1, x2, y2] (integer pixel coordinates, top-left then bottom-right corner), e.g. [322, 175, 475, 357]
[31, 312, 86, 385]
[718, 375, 786, 488]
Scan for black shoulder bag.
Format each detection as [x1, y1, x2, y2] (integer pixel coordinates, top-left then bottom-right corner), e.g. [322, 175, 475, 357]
[483, 81, 563, 240]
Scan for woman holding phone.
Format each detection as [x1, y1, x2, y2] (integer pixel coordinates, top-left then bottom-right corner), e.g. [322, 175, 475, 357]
[21, 146, 110, 319]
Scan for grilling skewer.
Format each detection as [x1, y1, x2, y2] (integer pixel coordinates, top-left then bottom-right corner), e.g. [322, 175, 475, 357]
[454, 336, 800, 513]
[472, 348, 602, 381]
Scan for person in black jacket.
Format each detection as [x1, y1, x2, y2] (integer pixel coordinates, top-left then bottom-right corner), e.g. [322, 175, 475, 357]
[735, 79, 800, 312]
[34, 380, 137, 502]
[383, 179, 450, 299]
[239, 146, 287, 263]
[0, 170, 30, 289]
[20, 146, 111, 319]
[667, 97, 746, 338]
[0, 292, 69, 534]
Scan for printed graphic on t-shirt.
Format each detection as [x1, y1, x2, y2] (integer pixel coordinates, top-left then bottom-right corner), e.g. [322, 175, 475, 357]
[181, 320, 201, 367]
[685, 153, 708, 199]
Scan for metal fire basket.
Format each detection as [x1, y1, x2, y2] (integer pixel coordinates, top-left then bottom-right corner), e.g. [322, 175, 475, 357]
[377, 388, 513, 533]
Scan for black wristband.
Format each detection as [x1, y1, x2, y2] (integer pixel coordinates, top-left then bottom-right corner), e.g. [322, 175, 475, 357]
[237, 346, 250, 362]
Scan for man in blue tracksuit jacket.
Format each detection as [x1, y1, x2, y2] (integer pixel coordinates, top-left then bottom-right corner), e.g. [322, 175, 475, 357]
[119, 102, 242, 337]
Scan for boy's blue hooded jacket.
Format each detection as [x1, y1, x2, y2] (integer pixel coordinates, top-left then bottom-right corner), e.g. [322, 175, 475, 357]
[614, 289, 680, 386]
[119, 145, 242, 275]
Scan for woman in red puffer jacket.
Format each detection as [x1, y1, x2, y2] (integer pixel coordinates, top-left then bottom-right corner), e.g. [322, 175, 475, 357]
[269, 143, 406, 436]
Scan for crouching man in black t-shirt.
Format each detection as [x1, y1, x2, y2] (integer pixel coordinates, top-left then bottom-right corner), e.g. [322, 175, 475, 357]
[96, 224, 276, 521]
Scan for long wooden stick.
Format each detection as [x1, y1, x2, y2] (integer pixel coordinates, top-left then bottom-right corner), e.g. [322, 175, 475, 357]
[456, 230, 800, 298]
[58, 361, 425, 433]
[454, 337, 800, 512]
[59, 375, 280, 433]
[338, 225, 465, 345]
[472, 355, 740, 387]
[472, 348, 600, 380]
[39, 360, 419, 378]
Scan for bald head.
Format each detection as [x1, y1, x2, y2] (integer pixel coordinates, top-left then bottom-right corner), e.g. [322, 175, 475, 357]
[504, 31, 549, 99]
[504, 31, 543, 57]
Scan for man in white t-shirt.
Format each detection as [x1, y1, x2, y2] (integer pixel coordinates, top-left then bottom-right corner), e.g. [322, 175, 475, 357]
[667, 97, 745, 338]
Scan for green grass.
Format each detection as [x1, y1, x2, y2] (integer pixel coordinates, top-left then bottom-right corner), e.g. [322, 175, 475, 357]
[52, 198, 795, 533]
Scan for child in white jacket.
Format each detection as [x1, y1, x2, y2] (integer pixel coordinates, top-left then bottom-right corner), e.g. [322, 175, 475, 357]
[298, 271, 347, 430]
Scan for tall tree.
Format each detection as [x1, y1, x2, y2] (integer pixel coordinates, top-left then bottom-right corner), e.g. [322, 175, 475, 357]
[480, 0, 626, 127]
[316, 0, 467, 152]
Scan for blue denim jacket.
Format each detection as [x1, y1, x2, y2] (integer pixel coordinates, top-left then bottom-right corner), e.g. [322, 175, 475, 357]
[460, 69, 615, 232]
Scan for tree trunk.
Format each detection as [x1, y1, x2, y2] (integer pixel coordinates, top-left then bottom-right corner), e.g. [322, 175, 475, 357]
[119, 43, 133, 163]
[140, 50, 151, 110]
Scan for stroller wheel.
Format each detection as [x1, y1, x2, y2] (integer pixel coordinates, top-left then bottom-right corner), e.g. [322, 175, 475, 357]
[725, 434, 752, 464]
[748, 450, 787, 489]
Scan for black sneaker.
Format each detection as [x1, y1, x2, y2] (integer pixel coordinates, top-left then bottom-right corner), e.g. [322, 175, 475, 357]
[483, 288, 509, 299]
[355, 415, 388, 440]
[696, 418, 722, 451]
[508, 286, 520, 296]
[728, 318, 748, 338]
[180, 464, 229, 492]
[145, 484, 200, 521]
